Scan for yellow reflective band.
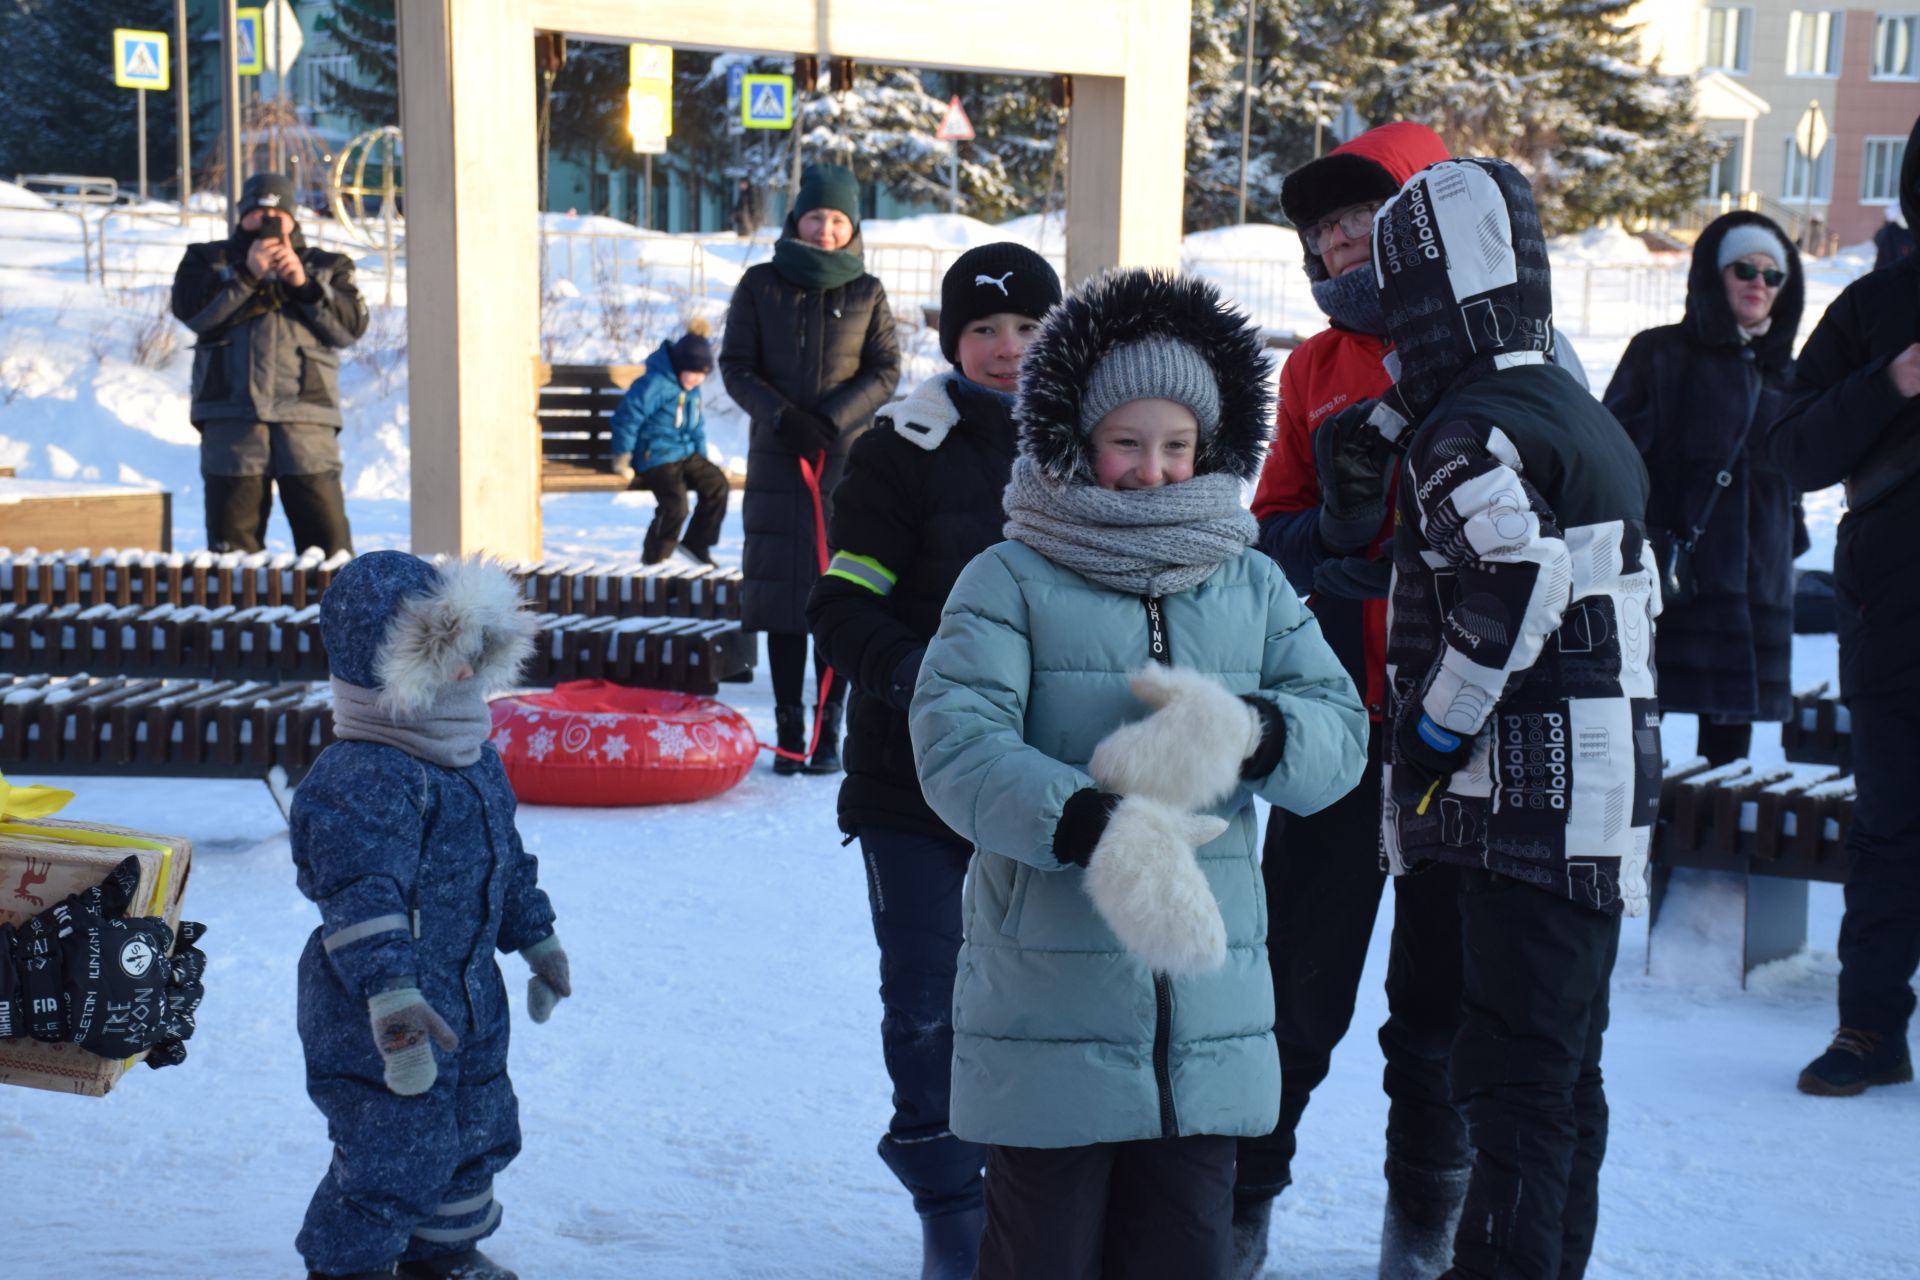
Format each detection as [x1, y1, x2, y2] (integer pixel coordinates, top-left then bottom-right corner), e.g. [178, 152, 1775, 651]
[825, 552, 898, 596]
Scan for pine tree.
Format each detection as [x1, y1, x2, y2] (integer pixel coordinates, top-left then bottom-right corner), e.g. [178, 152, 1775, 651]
[1183, 0, 1721, 235]
[314, 0, 398, 128]
[0, 0, 181, 191]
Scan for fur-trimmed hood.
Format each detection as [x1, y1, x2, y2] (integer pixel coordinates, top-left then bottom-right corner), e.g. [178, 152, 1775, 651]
[1014, 269, 1272, 485]
[321, 550, 537, 716]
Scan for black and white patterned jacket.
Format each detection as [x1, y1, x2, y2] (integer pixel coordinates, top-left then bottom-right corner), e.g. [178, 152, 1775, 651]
[1369, 159, 1662, 916]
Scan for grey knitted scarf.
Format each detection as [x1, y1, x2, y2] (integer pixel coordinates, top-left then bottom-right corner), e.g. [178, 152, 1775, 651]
[331, 677, 493, 769]
[1002, 456, 1257, 596]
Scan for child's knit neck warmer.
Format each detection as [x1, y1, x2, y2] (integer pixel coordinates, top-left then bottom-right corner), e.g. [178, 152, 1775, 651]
[1001, 456, 1256, 597]
[330, 677, 493, 769]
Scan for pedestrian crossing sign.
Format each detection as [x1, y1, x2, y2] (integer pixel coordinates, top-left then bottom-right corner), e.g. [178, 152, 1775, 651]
[742, 74, 794, 130]
[236, 8, 264, 76]
[113, 29, 170, 91]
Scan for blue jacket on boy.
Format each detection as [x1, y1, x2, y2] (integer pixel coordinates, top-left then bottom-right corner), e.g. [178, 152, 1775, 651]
[610, 341, 707, 469]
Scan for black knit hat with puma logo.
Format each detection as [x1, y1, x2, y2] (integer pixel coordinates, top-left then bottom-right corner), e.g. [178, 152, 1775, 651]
[939, 242, 1063, 365]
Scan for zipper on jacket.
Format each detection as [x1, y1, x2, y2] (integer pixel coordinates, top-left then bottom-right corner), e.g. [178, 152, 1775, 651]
[1153, 972, 1178, 1138]
[1144, 596, 1171, 666]
[1143, 593, 1179, 1137]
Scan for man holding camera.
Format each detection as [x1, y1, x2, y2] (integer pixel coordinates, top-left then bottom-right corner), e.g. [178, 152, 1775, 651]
[171, 173, 367, 555]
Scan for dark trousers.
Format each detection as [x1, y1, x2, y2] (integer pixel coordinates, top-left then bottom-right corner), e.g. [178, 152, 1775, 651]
[859, 826, 986, 1218]
[1237, 722, 1468, 1201]
[1445, 872, 1620, 1280]
[1694, 719, 1752, 767]
[636, 454, 728, 564]
[976, 1136, 1236, 1280]
[204, 471, 353, 555]
[767, 631, 842, 711]
[1837, 691, 1920, 1036]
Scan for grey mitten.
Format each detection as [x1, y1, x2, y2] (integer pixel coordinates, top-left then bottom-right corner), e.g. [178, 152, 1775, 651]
[367, 988, 459, 1097]
[1083, 797, 1231, 976]
[522, 934, 572, 1024]
[611, 452, 636, 482]
[1089, 665, 1263, 810]
[1313, 399, 1398, 554]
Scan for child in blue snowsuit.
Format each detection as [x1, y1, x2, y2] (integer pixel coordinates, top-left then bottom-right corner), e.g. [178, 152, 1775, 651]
[293, 551, 570, 1280]
[609, 320, 729, 565]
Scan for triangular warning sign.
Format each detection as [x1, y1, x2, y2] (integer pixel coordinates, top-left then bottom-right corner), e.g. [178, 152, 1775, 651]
[750, 83, 785, 119]
[127, 42, 161, 78]
[936, 95, 974, 143]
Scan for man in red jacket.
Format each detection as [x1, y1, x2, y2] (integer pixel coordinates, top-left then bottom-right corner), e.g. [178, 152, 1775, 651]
[1233, 122, 1470, 1280]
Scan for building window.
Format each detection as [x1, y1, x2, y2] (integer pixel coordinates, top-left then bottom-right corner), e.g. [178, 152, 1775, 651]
[299, 54, 353, 112]
[1787, 11, 1845, 76]
[1873, 14, 1920, 78]
[1862, 136, 1909, 202]
[1783, 136, 1834, 201]
[1701, 6, 1754, 71]
[1707, 135, 1745, 199]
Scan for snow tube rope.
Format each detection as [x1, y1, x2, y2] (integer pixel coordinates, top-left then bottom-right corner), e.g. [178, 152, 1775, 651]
[764, 451, 837, 765]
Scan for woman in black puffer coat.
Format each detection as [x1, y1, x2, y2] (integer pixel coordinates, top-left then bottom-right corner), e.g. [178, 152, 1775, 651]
[1604, 211, 1805, 764]
[720, 164, 902, 773]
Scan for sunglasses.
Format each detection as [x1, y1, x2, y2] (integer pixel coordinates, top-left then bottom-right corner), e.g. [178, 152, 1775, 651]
[1303, 202, 1384, 255]
[1728, 261, 1786, 288]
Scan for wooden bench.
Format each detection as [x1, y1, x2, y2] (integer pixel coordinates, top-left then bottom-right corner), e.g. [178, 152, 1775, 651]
[0, 551, 744, 623]
[0, 674, 337, 786]
[1780, 685, 1850, 771]
[535, 363, 645, 492]
[1650, 758, 1856, 979]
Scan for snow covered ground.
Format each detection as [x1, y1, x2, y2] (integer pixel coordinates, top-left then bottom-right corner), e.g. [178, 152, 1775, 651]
[2, 191, 1915, 1277]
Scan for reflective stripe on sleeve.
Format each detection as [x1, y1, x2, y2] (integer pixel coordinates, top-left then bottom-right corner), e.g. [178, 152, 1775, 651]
[436, 1187, 495, 1216]
[824, 552, 898, 596]
[322, 913, 411, 954]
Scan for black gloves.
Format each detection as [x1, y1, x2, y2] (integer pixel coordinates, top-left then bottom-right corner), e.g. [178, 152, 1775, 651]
[883, 645, 926, 712]
[1311, 554, 1393, 601]
[1314, 399, 1398, 555]
[1393, 701, 1477, 814]
[0, 855, 207, 1067]
[778, 406, 838, 457]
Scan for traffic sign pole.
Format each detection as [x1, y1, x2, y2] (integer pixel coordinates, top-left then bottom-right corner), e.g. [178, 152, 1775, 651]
[221, 0, 243, 228]
[138, 90, 149, 200]
[176, 0, 191, 224]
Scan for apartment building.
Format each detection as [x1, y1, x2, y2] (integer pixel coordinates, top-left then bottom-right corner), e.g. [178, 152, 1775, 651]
[1632, 1, 1916, 246]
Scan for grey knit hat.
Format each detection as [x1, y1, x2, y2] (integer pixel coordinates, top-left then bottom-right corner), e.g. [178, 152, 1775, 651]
[1717, 223, 1791, 272]
[1078, 338, 1223, 437]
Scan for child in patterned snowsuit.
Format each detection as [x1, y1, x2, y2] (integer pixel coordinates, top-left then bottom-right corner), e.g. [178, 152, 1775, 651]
[292, 551, 570, 1280]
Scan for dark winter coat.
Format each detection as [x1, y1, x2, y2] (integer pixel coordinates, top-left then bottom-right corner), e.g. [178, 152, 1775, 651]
[807, 373, 1019, 839]
[171, 228, 368, 428]
[1603, 211, 1803, 723]
[1373, 160, 1660, 917]
[610, 342, 707, 467]
[1767, 115, 1920, 700]
[720, 217, 902, 635]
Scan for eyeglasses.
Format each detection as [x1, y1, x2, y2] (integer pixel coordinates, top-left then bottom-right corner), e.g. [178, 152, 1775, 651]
[1728, 261, 1786, 288]
[1303, 202, 1383, 255]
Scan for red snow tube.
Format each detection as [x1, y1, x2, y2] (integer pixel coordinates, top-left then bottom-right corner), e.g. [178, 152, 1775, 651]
[489, 680, 759, 806]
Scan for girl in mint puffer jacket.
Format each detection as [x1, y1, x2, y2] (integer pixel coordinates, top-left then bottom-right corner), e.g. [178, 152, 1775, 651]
[910, 269, 1368, 1279]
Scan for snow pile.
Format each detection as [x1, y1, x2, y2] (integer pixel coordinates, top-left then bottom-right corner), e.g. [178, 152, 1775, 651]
[0, 179, 53, 209]
[1546, 223, 1661, 264]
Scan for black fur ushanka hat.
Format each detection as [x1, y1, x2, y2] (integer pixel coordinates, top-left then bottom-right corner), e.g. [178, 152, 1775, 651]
[1014, 269, 1273, 486]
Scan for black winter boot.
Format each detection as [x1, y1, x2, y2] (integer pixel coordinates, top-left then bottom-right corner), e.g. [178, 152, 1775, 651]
[1228, 1193, 1275, 1279]
[307, 1270, 396, 1279]
[805, 698, 845, 775]
[1379, 1159, 1470, 1280]
[773, 704, 807, 776]
[920, 1205, 984, 1280]
[396, 1248, 517, 1280]
[1798, 1027, 1914, 1096]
